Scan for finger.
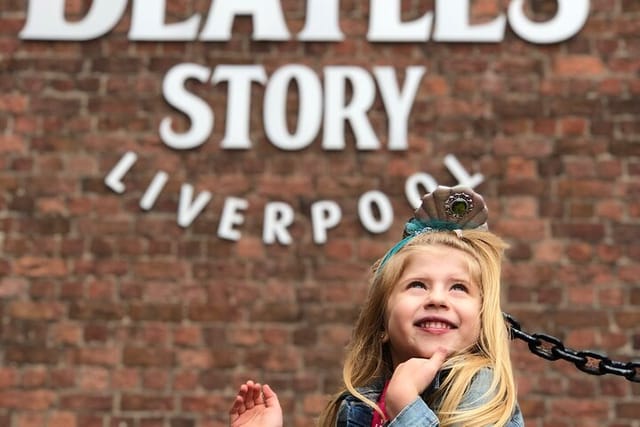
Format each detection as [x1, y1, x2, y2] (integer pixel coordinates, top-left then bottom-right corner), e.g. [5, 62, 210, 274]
[253, 382, 263, 403]
[245, 388, 255, 409]
[430, 347, 448, 368]
[255, 383, 265, 405]
[242, 381, 254, 400]
[262, 384, 279, 408]
[234, 383, 249, 404]
[246, 382, 262, 409]
[229, 395, 245, 417]
[235, 384, 248, 406]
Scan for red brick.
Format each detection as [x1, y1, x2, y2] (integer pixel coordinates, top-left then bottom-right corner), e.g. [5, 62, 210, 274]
[69, 302, 124, 320]
[121, 394, 174, 411]
[142, 369, 170, 390]
[494, 219, 547, 240]
[70, 348, 120, 366]
[173, 325, 202, 347]
[173, 370, 199, 391]
[554, 56, 606, 76]
[0, 368, 19, 389]
[504, 158, 538, 179]
[551, 223, 605, 242]
[123, 347, 174, 367]
[50, 368, 76, 388]
[22, 367, 48, 388]
[76, 416, 102, 427]
[553, 310, 609, 329]
[566, 241, 593, 262]
[614, 311, 640, 328]
[49, 412, 77, 427]
[187, 304, 243, 322]
[59, 394, 113, 411]
[78, 367, 110, 391]
[176, 350, 213, 369]
[181, 394, 229, 413]
[9, 301, 66, 320]
[234, 237, 265, 258]
[13, 257, 67, 277]
[0, 134, 26, 153]
[15, 412, 46, 427]
[0, 390, 55, 410]
[5, 346, 59, 364]
[129, 303, 182, 322]
[112, 368, 140, 390]
[133, 261, 186, 279]
[0, 277, 28, 297]
[617, 402, 640, 419]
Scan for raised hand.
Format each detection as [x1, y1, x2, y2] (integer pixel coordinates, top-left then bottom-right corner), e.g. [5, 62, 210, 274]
[229, 380, 283, 427]
[385, 347, 448, 420]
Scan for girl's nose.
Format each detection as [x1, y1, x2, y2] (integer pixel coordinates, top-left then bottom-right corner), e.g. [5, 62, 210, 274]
[425, 286, 448, 308]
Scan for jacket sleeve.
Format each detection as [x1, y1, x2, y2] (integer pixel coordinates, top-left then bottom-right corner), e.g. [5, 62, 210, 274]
[388, 398, 524, 427]
[387, 369, 525, 427]
[387, 397, 440, 427]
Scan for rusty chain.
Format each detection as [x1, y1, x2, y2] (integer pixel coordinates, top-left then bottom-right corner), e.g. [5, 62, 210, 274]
[504, 313, 640, 382]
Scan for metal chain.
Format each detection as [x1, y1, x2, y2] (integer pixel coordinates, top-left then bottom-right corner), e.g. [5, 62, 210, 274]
[503, 313, 640, 382]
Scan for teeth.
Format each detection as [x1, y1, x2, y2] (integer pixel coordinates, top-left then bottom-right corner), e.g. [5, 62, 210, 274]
[420, 321, 452, 329]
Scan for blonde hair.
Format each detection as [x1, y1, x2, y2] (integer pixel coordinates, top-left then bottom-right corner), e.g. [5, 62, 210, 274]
[318, 229, 517, 427]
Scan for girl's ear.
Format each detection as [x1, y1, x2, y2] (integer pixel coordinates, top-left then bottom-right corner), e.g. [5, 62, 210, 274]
[380, 331, 389, 343]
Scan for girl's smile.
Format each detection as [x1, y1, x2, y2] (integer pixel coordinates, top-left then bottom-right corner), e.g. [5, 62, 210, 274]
[415, 315, 457, 334]
[384, 244, 482, 367]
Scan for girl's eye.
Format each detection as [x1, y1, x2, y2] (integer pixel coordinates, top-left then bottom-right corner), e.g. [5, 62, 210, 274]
[451, 283, 468, 292]
[408, 281, 427, 289]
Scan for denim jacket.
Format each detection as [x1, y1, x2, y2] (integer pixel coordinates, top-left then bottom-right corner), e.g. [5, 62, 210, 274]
[336, 368, 524, 427]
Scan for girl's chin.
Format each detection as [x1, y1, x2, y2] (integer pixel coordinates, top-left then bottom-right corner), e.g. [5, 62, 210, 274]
[416, 345, 455, 360]
[395, 348, 446, 363]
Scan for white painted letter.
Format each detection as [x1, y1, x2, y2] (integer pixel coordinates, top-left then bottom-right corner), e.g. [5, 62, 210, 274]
[434, 0, 506, 42]
[200, 0, 290, 41]
[140, 172, 169, 210]
[20, 0, 127, 40]
[358, 191, 394, 234]
[444, 154, 484, 188]
[298, 0, 344, 41]
[105, 151, 138, 194]
[508, 0, 590, 44]
[218, 197, 249, 241]
[212, 65, 267, 149]
[130, 0, 200, 41]
[178, 184, 212, 228]
[160, 63, 213, 150]
[373, 66, 426, 151]
[368, 0, 433, 41]
[405, 173, 438, 209]
[264, 65, 323, 151]
[311, 201, 342, 244]
[263, 202, 294, 245]
[323, 67, 379, 150]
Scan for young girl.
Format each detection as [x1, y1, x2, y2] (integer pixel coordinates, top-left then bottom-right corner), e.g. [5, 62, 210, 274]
[230, 186, 524, 426]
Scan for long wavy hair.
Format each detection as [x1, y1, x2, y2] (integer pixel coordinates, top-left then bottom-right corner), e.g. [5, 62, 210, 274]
[317, 229, 517, 426]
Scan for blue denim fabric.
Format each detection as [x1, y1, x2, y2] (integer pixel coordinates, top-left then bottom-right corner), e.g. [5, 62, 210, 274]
[336, 368, 525, 426]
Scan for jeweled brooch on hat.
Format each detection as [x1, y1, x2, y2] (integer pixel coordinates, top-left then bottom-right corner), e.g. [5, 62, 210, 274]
[378, 185, 489, 269]
[403, 185, 489, 238]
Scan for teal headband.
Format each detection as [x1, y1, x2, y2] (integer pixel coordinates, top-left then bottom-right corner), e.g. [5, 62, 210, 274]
[377, 186, 489, 270]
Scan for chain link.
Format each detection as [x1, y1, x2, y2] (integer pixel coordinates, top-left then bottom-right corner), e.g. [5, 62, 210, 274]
[503, 313, 640, 382]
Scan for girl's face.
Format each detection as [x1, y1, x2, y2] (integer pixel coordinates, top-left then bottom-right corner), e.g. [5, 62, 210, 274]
[384, 244, 482, 367]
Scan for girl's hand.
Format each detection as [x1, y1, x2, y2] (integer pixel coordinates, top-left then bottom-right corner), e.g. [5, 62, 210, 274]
[229, 380, 283, 427]
[385, 347, 448, 420]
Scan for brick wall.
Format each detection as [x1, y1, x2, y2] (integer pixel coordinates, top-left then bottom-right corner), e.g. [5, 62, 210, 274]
[1, 1, 639, 426]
